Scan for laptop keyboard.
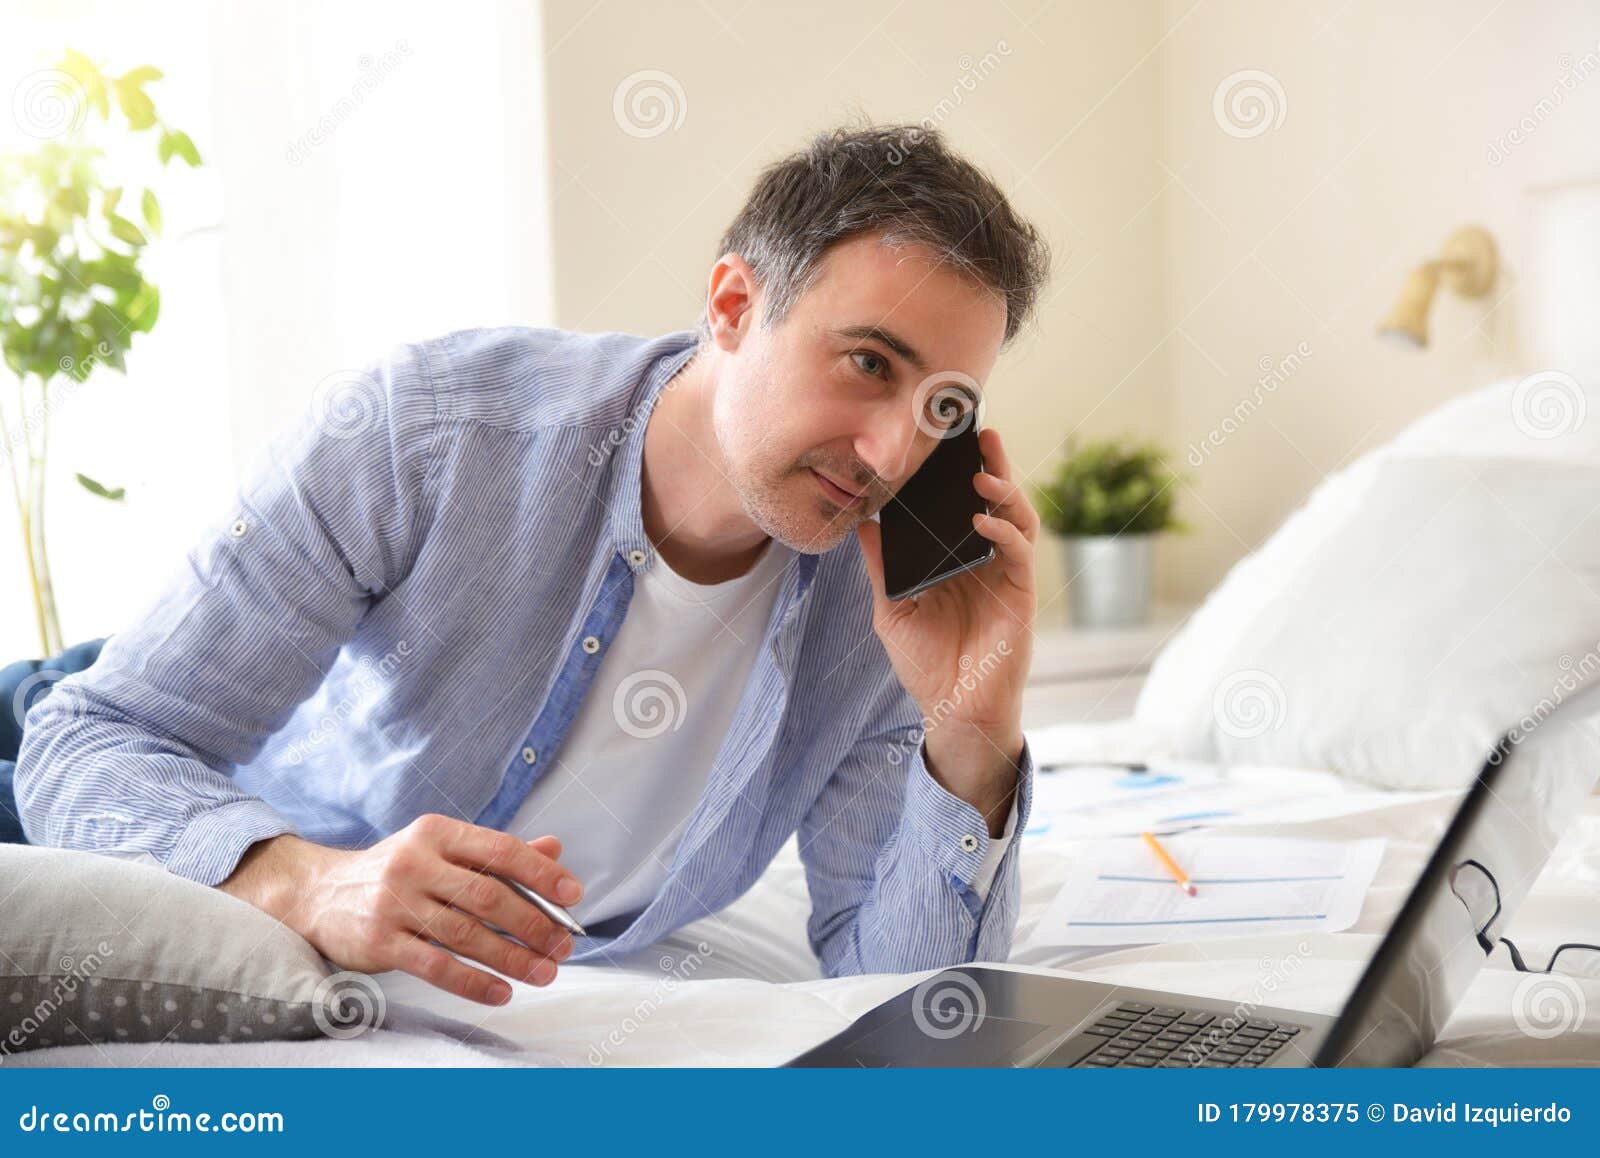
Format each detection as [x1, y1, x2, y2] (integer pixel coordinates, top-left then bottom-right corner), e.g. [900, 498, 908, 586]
[1072, 1002, 1304, 1067]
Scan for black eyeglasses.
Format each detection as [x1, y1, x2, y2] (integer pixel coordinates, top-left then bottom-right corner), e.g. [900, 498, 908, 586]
[1448, 857, 1599, 974]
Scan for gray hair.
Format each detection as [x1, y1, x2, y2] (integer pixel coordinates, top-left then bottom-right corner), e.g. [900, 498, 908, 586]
[696, 121, 1050, 347]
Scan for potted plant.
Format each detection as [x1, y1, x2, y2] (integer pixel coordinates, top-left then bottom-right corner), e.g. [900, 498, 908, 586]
[0, 49, 202, 655]
[1032, 438, 1185, 628]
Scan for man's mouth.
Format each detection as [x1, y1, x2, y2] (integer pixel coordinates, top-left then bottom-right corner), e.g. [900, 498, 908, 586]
[809, 468, 867, 508]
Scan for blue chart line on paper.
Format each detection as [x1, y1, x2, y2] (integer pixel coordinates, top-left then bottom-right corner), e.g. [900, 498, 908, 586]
[1024, 835, 1387, 948]
[1068, 914, 1330, 927]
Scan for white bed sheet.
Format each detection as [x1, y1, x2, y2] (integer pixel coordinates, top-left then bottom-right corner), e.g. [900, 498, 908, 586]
[12, 729, 1600, 1068]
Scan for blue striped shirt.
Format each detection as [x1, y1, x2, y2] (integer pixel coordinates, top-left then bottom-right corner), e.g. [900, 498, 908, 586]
[15, 326, 1035, 977]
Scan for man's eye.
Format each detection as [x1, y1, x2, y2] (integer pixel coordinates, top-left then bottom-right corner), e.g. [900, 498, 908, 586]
[851, 350, 889, 379]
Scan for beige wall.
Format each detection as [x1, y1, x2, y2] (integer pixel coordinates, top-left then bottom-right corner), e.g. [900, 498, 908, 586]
[1156, 0, 1600, 600]
[539, 0, 1600, 615]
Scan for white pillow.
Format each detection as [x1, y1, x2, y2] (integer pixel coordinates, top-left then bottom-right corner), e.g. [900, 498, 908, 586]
[1381, 370, 1597, 465]
[1135, 374, 1600, 789]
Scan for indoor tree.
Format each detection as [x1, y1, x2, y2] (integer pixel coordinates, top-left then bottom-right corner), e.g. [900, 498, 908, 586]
[0, 48, 201, 655]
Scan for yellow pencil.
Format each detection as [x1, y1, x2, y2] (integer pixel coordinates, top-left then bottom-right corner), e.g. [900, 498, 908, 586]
[1140, 831, 1198, 896]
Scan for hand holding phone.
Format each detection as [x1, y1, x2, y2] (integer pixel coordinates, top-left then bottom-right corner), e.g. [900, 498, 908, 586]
[852, 417, 1039, 822]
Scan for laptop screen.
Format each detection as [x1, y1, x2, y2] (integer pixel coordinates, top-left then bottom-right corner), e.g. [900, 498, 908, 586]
[1314, 708, 1600, 1066]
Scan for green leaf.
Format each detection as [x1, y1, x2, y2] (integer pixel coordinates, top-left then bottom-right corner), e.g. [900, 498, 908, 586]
[125, 282, 160, 333]
[59, 48, 99, 82]
[119, 65, 164, 87]
[86, 253, 141, 294]
[112, 76, 156, 130]
[75, 472, 126, 502]
[87, 77, 110, 119]
[140, 188, 161, 234]
[106, 214, 146, 247]
[157, 128, 201, 167]
[27, 222, 61, 257]
[59, 49, 109, 118]
[53, 184, 90, 216]
[102, 185, 122, 215]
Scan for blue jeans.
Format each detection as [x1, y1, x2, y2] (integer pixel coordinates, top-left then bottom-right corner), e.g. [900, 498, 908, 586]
[0, 637, 107, 844]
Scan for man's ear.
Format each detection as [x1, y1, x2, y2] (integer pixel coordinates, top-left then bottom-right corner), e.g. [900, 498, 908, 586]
[705, 253, 759, 352]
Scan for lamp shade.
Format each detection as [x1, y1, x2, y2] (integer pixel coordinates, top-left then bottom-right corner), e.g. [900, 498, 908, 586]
[1378, 263, 1442, 347]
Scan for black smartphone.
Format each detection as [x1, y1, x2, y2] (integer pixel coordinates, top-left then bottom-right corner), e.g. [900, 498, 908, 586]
[879, 414, 994, 601]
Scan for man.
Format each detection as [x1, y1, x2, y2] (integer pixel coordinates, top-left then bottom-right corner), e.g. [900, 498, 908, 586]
[16, 123, 1051, 1006]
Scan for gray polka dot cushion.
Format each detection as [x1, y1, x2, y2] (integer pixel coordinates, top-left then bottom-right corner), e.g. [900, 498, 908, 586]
[0, 844, 373, 1057]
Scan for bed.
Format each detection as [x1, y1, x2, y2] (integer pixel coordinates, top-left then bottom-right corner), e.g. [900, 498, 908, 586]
[8, 715, 1598, 1068]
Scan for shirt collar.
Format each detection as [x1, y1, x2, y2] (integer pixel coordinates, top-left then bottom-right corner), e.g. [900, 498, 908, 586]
[608, 330, 819, 603]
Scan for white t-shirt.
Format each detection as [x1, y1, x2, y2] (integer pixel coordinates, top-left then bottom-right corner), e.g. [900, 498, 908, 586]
[504, 536, 794, 926]
[504, 538, 1014, 928]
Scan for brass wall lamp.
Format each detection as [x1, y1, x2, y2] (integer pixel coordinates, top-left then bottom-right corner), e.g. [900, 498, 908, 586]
[1377, 224, 1498, 347]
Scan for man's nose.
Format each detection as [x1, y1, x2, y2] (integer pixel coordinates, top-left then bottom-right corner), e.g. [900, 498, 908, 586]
[855, 401, 923, 491]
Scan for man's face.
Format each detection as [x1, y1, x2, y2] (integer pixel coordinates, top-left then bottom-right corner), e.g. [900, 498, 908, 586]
[711, 232, 1008, 554]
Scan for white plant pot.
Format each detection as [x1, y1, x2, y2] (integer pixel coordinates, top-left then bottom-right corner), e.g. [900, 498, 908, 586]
[1062, 533, 1155, 628]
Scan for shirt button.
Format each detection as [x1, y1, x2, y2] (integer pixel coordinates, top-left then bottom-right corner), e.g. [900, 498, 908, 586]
[627, 548, 648, 567]
[228, 518, 248, 538]
[581, 635, 600, 654]
[959, 834, 980, 852]
[521, 746, 538, 765]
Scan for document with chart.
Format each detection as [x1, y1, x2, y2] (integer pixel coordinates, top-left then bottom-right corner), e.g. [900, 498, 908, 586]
[1025, 835, 1387, 948]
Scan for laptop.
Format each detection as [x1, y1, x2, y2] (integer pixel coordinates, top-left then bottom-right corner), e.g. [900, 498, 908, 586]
[787, 709, 1600, 1068]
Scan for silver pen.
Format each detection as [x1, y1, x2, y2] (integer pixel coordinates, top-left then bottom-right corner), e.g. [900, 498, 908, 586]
[493, 872, 588, 938]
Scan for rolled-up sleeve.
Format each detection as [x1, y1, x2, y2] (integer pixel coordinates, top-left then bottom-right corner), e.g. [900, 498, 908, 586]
[795, 675, 1035, 978]
[15, 341, 440, 885]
